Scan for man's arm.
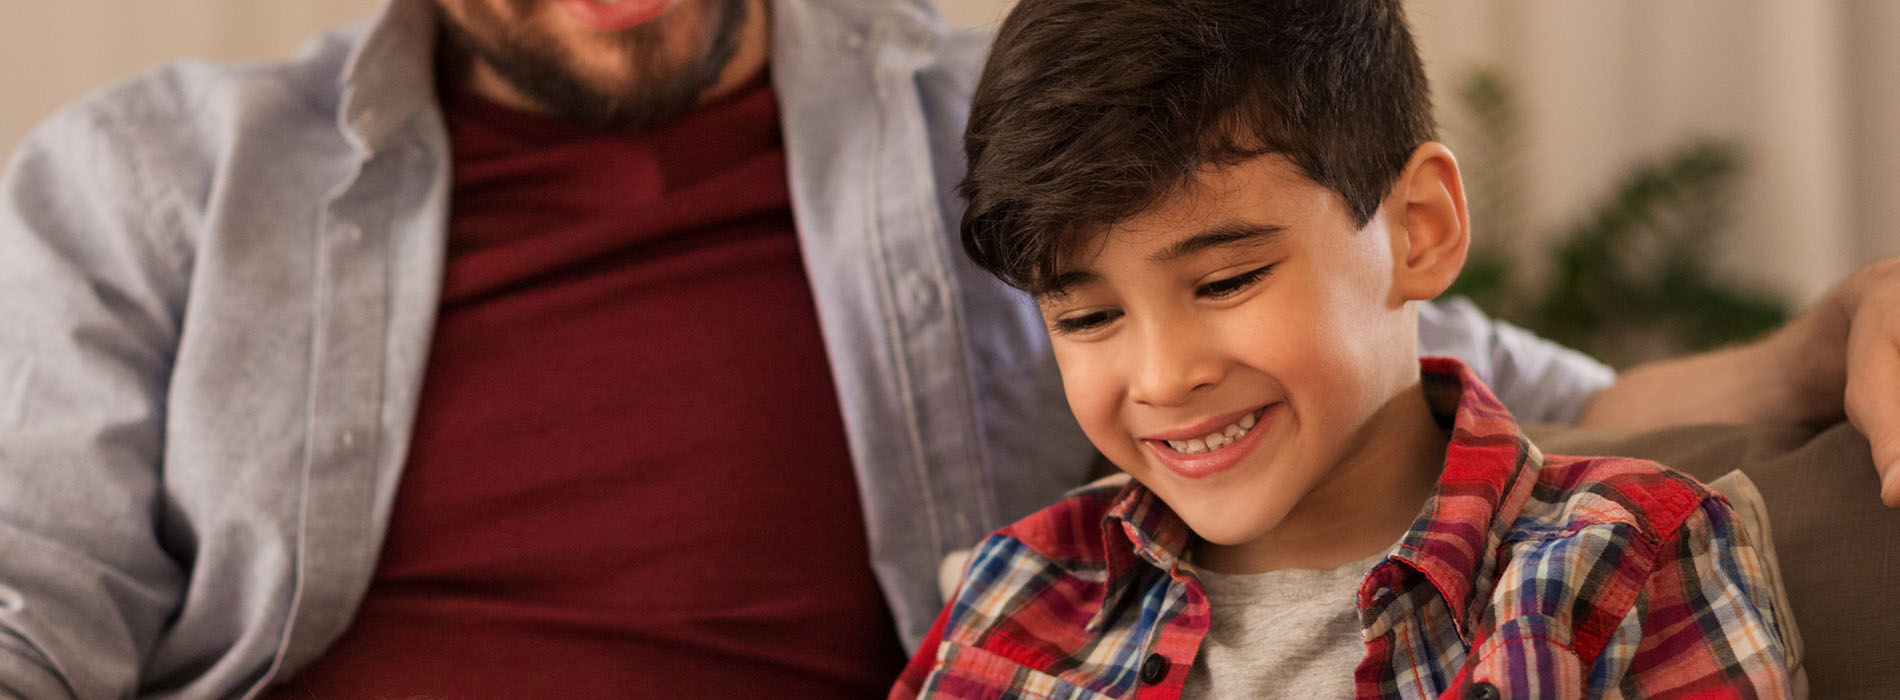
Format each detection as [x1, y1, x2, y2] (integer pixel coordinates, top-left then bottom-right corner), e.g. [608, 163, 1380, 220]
[0, 92, 191, 698]
[1577, 258, 1900, 506]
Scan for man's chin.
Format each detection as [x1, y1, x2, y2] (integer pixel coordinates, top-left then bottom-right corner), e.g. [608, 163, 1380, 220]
[435, 0, 748, 130]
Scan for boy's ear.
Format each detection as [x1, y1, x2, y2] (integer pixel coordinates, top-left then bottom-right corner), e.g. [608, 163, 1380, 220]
[1385, 142, 1469, 302]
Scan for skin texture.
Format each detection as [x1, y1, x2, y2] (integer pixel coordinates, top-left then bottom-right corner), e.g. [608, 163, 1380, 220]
[432, 0, 769, 130]
[1038, 144, 1471, 574]
[1579, 256, 1900, 507]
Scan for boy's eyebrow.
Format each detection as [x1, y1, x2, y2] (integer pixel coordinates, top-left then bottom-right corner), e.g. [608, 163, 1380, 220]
[1149, 222, 1287, 263]
[1033, 223, 1284, 301]
[1033, 270, 1099, 302]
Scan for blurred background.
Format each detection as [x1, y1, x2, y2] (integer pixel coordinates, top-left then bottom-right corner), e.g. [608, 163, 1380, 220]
[2, 1, 1894, 365]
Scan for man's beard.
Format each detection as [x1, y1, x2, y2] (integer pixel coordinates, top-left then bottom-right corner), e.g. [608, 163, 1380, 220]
[436, 0, 751, 131]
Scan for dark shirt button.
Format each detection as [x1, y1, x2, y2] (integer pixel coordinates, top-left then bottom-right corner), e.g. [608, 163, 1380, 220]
[1139, 654, 1170, 684]
[1464, 681, 1501, 700]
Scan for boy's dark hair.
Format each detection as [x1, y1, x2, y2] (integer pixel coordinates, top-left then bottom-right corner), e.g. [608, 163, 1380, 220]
[960, 0, 1436, 292]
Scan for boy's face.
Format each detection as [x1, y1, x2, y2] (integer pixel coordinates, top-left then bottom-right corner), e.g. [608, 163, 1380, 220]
[1038, 155, 1430, 569]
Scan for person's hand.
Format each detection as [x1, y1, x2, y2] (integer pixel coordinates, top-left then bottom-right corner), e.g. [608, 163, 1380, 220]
[1836, 257, 1900, 507]
[1579, 255, 1900, 507]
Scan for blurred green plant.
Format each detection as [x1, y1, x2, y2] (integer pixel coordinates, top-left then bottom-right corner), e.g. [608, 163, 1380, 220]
[1444, 69, 1790, 368]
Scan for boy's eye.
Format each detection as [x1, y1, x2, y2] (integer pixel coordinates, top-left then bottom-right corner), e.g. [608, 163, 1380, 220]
[1050, 309, 1121, 335]
[1196, 264, 1276, 299]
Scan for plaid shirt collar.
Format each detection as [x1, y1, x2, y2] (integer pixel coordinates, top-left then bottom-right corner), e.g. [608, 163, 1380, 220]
[1091, 356, 1541, 641]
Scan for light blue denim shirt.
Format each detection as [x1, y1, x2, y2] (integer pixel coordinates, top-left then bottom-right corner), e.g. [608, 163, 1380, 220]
[0, 0, 1611, 697]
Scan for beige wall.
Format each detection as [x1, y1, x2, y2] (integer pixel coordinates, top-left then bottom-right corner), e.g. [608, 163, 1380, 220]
[0, 3, 386, 159]
[4, 0, 1892, 304]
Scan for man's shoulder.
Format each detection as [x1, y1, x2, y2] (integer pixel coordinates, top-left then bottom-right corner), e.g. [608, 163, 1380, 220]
[9, 21, 378, 244]
[28, 23, 366, 169]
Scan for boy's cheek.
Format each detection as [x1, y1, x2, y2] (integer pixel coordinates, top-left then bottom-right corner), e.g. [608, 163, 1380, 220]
[1050, 339, 1153, 475]
[1061, 387, 1140, 470]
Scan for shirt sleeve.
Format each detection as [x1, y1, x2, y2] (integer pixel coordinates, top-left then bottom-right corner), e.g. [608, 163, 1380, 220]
[1592, 496, 1795, 698]
[1418, 297, 1615, 425]
[0, 92, 192, 700]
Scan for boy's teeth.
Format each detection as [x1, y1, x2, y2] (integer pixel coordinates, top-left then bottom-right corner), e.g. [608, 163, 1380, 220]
[1164, 409, 1263, 455]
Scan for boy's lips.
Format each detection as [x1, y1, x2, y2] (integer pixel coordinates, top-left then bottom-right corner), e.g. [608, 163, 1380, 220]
[555, 0, 675, 32]
[1142, 404, 1277, 479]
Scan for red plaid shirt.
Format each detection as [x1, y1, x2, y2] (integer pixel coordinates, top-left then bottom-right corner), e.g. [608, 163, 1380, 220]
[892, 358, 1791, 699]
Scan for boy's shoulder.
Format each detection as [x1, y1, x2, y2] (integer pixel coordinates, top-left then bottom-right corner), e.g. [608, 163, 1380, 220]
[1445, 451, 1789, 693]
[1474, 451, 1738, 649]
[1519, 452, 1728, 544]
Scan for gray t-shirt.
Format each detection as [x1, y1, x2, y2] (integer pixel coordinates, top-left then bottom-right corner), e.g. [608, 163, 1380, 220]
[1181, 549, 1390, 700]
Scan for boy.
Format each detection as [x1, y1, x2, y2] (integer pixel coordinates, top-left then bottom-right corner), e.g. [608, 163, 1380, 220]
[891, 0, 1790, 698]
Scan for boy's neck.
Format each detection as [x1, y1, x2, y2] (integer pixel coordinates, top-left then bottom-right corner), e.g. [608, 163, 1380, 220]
[1194, 381, 1448, 574]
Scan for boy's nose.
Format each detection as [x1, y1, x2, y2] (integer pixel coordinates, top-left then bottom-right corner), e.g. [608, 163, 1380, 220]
[1127, 321, 1221, 407]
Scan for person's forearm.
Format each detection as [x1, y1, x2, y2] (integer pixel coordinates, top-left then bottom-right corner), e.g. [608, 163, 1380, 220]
[1576, 291, 1851, 430]
[1581, 257, 1900, 506]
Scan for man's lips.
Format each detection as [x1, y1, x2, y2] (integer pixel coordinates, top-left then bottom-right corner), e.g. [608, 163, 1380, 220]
[554, 0, 675, 32]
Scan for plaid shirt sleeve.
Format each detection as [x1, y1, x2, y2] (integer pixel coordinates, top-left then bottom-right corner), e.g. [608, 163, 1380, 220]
[1448, 465, 1793, 700]
[1590, 493, 1792, 698]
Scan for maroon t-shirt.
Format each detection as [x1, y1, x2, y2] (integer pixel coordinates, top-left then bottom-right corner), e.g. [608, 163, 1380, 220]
[271, 78, 906, 697]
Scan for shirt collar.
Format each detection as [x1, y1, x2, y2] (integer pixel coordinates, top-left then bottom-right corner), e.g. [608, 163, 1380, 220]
[1377, 356, 1543, 641]
[1090, 479, 1195, 632]
[338, 0, 441, 154]
[1090, 357, 1542, 639]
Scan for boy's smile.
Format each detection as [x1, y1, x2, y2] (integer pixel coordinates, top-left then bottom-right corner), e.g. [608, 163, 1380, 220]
[1141, 405, 1271, 477]
[1039, 153, 1454, 574]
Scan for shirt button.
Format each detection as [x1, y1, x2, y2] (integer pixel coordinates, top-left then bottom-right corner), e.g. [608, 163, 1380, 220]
[1139, 654, 1169, 684]
[1464, 681, 1501, 700]
[900, 271, 937, 312]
